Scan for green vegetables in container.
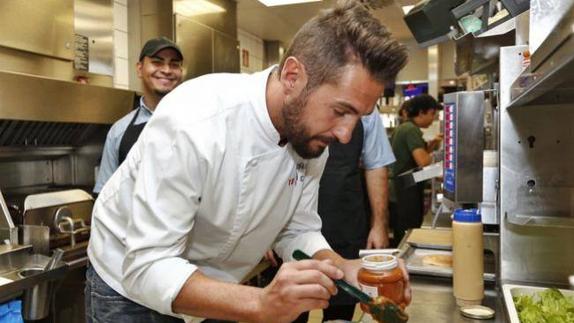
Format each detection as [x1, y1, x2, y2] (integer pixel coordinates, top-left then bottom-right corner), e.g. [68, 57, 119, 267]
[513, 288, 574, 323]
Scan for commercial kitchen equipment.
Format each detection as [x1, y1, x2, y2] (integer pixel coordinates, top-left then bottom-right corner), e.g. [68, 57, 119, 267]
[499, 12, 574, 285]
[497, 0, 574, 319]
[0, 69, 133, 322]
[443, 91, 485, 205]
[404, 0, 529, 46]
[438, 90, 501, 226]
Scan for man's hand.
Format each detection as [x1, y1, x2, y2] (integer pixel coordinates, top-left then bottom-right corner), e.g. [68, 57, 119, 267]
[366, 223, 390, 249]
[427, 133, 444, 152]
[256, 259, 343, 323]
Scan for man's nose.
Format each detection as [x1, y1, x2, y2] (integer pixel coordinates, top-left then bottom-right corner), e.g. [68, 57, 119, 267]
[332, 120, 356, 144]
[158, 62, 173, 74]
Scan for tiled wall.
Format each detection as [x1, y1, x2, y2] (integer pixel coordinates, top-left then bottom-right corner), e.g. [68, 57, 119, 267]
[238, 29, 264, 74]
[113, 0, 129, 89]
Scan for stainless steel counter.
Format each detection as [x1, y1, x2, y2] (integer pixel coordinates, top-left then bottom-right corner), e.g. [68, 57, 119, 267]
[405, 276, 504, 323]
[361, 276, 505, 323]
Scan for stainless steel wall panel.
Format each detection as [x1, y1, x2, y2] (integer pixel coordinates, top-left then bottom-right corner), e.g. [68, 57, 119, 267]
[71, 145, 103, 186]
[176, 15, 214, 80]
[213, 31, 240, 74]
[0, 0, 74, 60]
[174, 0, 237, 37]
[502, 105, 574, 225]
[52, 156, 74, 187]
[74, 0, 114, 76]
[499, 46, 574, 285]
[174, 0, 239, 80]
[0, 161, 52, 189]
[141, 0, 174, 41]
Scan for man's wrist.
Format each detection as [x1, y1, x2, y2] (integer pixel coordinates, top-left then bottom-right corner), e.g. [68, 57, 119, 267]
[371, 218, 388, 229]
[251, 288, 266, 323]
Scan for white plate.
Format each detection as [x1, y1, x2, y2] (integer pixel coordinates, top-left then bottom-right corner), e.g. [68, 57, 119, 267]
[502, 283, 574, 323]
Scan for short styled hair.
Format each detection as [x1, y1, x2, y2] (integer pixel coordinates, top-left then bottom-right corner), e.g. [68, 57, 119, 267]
[403, 94, 442, 118]
[279, 0, 408, 91]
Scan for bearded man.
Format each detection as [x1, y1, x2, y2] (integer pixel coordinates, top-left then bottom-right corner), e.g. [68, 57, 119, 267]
[86, 2, 409, 323]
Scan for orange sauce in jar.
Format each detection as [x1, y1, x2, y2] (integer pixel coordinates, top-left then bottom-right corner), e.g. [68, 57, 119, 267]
[357, 254, 405, 312]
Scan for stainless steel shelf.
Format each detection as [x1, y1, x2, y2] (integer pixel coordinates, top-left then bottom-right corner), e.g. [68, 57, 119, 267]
[508, 7, 574, 108]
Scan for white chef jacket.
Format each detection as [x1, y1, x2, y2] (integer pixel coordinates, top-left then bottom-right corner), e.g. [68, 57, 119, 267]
[87, 66, 332, 317]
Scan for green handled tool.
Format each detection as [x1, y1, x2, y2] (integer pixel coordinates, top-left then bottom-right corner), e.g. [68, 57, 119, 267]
[292, 250, 408, 323]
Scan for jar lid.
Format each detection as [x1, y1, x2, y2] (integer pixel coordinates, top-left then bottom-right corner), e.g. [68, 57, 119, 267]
[361, 254, 398, 271]
[453, 208, 481, 223]
[460, 305, 495, 320]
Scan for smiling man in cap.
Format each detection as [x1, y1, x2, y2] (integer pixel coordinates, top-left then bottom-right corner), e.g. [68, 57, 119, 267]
[93, 37, 184, 196]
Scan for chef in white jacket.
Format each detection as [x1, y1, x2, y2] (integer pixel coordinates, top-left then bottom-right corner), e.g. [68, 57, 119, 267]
[86, 2, 410, 323]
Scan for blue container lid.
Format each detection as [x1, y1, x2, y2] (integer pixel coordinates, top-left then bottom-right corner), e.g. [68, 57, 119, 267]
[453, 208, 481, 223]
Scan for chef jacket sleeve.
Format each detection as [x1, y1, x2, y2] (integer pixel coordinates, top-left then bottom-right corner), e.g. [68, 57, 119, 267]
[120, 113, 205, 316]
[274, 152, 332, 262]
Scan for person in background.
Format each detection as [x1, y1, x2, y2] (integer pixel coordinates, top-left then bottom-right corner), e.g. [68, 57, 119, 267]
[293, 107, 395, 322]
[86, 2, 409, 323]
[397, 104, 408, 124]
[388, 94, 442, 245]
[93, 37, 183, 196]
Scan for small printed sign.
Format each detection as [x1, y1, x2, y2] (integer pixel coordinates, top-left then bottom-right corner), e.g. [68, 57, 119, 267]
[74, 34, 89, 71]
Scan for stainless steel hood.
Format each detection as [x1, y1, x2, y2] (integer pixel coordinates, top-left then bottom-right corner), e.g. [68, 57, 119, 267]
[0, 71, 133, 147]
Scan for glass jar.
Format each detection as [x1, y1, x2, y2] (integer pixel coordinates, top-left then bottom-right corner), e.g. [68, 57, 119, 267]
[357, 254, 405, 311]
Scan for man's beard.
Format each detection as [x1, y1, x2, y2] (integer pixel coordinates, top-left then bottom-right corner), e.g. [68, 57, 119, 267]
[282, 90, 333, 159]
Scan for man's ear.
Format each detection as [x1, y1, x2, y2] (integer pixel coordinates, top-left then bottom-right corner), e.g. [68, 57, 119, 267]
[279, 57, 308, 96]
[136, 61, 143, 79]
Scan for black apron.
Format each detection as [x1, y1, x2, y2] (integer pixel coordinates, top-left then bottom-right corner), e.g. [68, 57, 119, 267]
[391, 180, 425, 245]
[118, 107, 146, 164]
[318, 121, 367, 305]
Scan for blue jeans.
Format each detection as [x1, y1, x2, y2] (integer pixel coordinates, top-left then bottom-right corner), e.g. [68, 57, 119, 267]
[85, 264, 184, 323]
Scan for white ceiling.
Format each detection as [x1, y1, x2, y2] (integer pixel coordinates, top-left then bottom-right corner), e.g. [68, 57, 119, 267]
[236, 0, 419, 45]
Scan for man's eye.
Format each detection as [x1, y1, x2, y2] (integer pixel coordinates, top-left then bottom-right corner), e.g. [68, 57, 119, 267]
[334, 109, 346, 116]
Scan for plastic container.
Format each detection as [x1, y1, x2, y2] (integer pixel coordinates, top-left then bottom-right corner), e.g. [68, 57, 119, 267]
[452, 208, 484, 306]
[357, 254, 405, 311]
[0, 300, 24, 323]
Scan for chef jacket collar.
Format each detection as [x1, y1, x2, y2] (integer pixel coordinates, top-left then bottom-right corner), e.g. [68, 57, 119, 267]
[250, 65, 282, 147]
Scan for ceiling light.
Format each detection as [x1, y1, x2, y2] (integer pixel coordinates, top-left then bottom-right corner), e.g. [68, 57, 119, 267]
[174, 0, 226, 17]
[402, 5, 414, 14]
[257, 0, 322, 7]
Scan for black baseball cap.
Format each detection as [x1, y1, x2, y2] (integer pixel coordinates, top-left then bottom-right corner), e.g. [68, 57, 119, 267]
[139, 37, 183, 62]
